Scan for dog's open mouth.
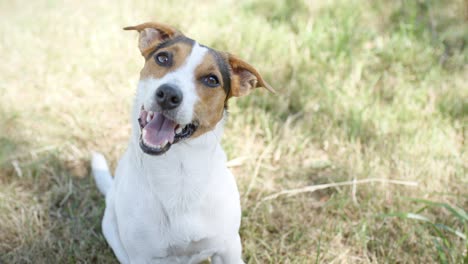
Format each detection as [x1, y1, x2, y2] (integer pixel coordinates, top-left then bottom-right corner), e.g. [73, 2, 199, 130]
[138, 107, 198, 155]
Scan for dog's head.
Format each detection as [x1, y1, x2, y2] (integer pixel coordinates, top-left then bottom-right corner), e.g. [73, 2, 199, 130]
[125, 22, 274, 155]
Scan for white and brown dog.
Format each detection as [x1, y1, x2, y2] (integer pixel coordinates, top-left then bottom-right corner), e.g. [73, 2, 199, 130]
[91, 22, 273, 264]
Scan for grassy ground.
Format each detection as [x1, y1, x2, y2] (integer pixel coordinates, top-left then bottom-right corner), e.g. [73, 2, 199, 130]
[0, 0, 467, 263]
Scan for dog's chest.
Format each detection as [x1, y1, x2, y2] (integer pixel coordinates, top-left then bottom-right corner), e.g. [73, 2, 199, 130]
[116, 194, 214, 259]
[113, 154, 222, 259]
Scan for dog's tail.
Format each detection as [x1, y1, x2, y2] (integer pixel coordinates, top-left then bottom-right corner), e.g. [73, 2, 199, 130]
[91, 152, 113, 196]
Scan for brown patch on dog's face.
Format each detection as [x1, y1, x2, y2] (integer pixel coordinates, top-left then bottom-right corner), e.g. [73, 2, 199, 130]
[191, 51, 228, 138]
[139, 38, 195, 80]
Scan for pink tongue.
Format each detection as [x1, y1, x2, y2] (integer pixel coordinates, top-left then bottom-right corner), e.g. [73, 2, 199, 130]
[142, 113, 177, 146]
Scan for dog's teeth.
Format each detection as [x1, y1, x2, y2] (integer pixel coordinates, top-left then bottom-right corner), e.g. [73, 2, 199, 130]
[146, 111, 153, 123]
[175, 127, 183, 134]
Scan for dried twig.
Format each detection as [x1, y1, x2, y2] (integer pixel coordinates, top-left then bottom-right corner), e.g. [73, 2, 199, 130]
[11, 160, 22, 177]
[262, 178, 418, 202]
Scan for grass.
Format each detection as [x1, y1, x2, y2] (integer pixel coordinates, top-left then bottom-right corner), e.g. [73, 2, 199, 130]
[0, 0, 466, 263]
[383, 198, 467, 264]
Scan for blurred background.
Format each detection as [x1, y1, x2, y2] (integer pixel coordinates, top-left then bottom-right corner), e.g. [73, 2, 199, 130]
[0, 0, 466, 263]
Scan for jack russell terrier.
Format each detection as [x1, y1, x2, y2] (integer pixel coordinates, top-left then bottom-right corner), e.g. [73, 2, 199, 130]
[91, 22, 274, 264]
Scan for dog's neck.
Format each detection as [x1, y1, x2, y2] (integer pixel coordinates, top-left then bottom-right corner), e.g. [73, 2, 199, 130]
[126, 116, 227, 210]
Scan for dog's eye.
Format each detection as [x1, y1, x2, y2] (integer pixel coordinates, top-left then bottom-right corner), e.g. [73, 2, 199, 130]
[201, 74, 220, 88]
[155, 52, 171, 66]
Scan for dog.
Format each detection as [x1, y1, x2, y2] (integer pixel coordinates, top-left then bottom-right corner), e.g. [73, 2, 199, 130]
[91, 22, 274, 264]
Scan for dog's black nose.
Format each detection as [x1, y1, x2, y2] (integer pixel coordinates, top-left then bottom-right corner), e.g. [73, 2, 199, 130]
[155, 84, 183, 110]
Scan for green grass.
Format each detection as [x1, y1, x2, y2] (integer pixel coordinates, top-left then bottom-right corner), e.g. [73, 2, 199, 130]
[0, 0, 467, 263]
[383, 198, 467, 264]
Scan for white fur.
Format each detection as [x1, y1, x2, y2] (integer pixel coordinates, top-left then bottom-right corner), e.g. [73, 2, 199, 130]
[93, 41, 244, 264]
[91, 152, 113, 196]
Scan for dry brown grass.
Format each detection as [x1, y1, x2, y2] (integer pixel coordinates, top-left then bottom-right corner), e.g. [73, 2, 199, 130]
[1, 0, 467, 263]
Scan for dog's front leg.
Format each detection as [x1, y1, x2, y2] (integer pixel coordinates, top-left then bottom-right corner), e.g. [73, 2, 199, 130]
[211, 235, 245, 264]
[102, 198, 130, 263]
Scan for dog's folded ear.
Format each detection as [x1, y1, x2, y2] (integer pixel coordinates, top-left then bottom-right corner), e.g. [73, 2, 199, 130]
[227, 54, 275, 97]
[124, 22, 181, 57]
